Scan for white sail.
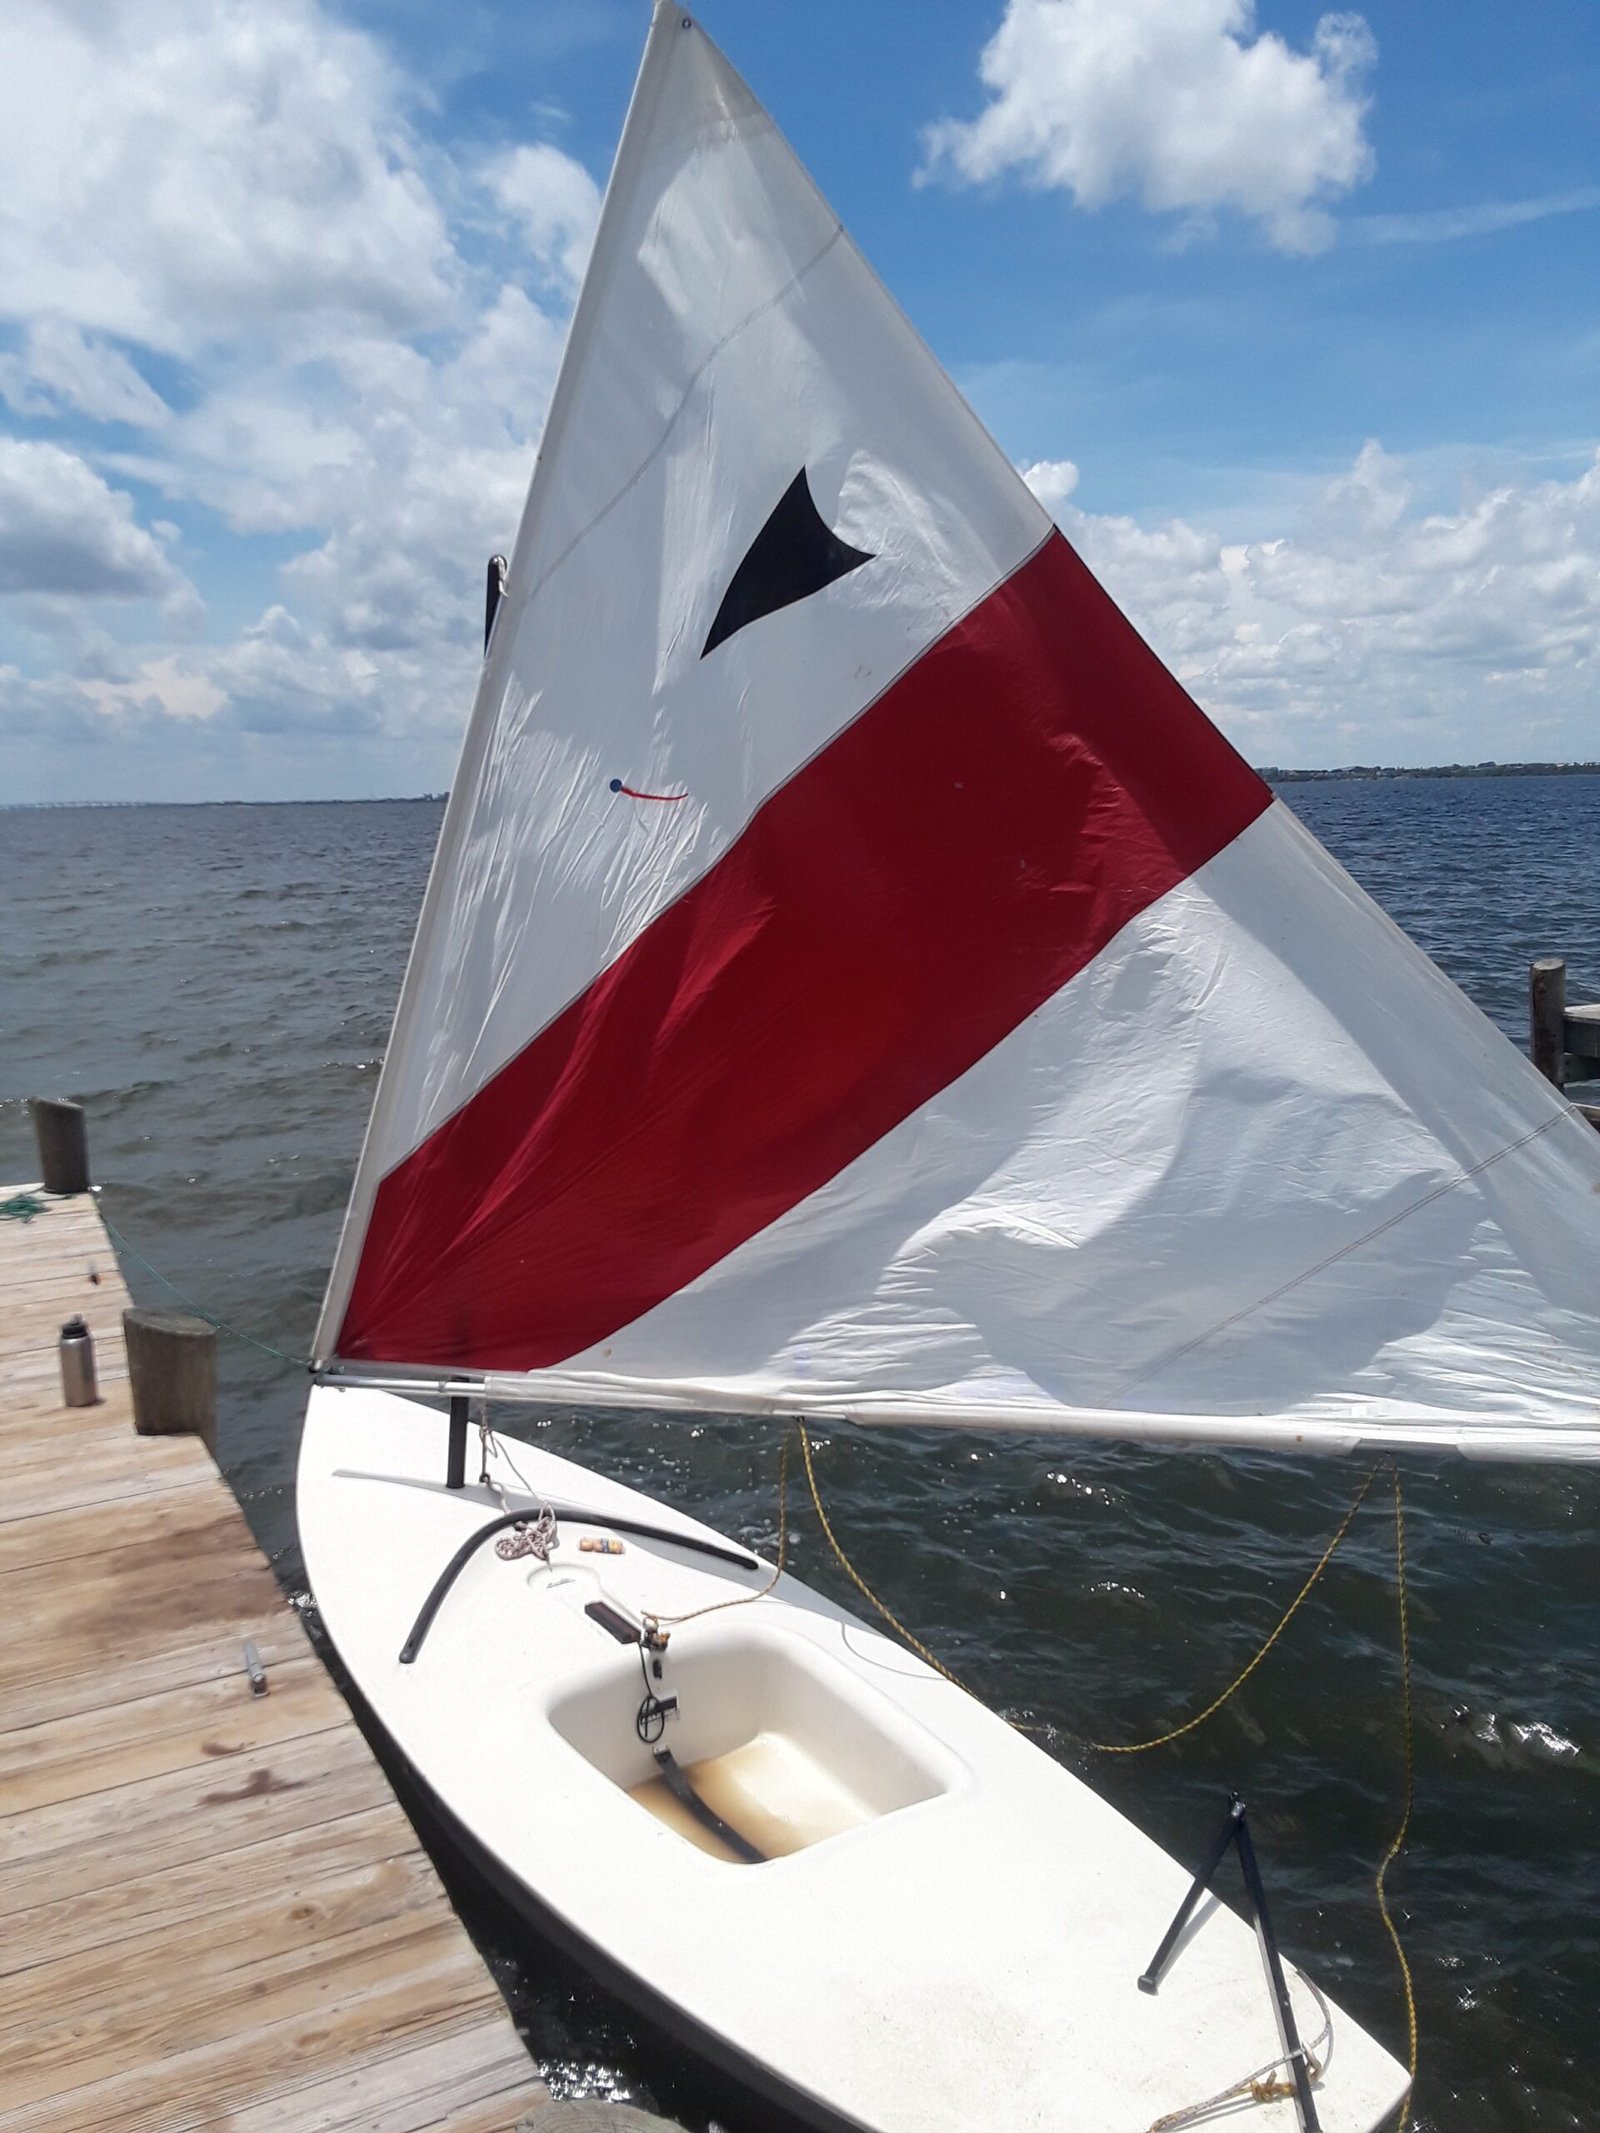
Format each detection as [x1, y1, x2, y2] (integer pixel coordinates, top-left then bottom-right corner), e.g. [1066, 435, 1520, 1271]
[314, 2, 1600, 1460]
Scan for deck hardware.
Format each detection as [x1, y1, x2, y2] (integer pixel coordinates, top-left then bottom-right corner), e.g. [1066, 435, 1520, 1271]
[585, 1599, 642, 1645]
[398, 1506, 757, 1664]
[641, 1615, 671, 1678]
[484, 553, 508, 653]
[1138, 1794, 1322, 2133]
[243, 1639, 268, 1695]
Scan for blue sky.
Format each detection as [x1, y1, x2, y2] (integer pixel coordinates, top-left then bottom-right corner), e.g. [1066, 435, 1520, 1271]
[1, 0, 1596, 802]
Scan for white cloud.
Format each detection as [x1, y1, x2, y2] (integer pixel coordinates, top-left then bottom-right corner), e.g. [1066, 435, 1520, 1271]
[1027, 442, 1600, 762]
[1349, 188, 1600, 247]
[486, 142, 603, 289]
[1018, 458, 1079, 511]
[924, 0, 1376, 254]
[0, 0, 601, 767]
[0, 0, 456, 356]
[78, 654, 225, 725]
[0, 439, 191, 600]
[205, 606, 385, 733]
[0, 320, 173, 429]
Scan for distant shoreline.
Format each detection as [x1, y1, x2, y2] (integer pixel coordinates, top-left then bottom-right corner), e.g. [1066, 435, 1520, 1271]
[6, 765, 1600, 808]
[1260, 761, 1600, 782]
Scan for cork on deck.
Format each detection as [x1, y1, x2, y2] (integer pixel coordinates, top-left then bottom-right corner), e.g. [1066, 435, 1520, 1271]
[0, 1185, 549, 2133]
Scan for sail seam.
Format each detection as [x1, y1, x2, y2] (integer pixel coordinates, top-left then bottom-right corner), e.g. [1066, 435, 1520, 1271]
[522, 223, 845, 613]
[1107, 1110, 1569, 1404]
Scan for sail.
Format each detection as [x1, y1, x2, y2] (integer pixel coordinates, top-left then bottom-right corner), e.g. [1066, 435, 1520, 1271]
[314, 3, 1600, 1460]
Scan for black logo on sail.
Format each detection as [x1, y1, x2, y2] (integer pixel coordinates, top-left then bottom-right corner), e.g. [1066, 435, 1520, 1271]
[702, 468, 874, 657]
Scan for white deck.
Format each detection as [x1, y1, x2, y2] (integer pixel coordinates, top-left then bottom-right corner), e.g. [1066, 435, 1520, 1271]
[300, 1384, 1410, 2133]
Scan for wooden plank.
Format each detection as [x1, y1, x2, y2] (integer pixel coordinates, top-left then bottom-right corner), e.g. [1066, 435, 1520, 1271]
[0, 1801, 416, 1975]
[0, 1375, 134, 1430]
[0, 1651, 344, 1816]
[3, 1988, 499, 2133]
[0, 1923, 494, 2123]
[2, 1527, 287, 1698]
[0, 1187, 547, 2131]
[0, 1725, 395, 1908]
[0, 1432, 215, 1524]
[186, 2028, 542, 2133]
[0, 1412, 164, 1486]
[0, 1849, 452, 2049]
[0, 1612, 310, 1736]
[0, 1474, 223, 1576]
[0, 1351, 130, 1401]
[0, 1483, 280, 1617]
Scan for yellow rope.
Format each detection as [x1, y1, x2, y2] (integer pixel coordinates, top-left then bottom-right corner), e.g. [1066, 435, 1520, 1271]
[793, 1428, 1421, 2122]
[797, 1433, 1425, 2115]
[796, 1424, 968, 1688]
[1087, 1457, 1386, 1754]
[647, 1431, 790, 1628]
[1375, 1460, 1419, 2130]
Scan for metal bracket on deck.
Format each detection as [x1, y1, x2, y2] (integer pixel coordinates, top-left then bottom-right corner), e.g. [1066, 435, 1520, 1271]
[1137, 1794, 1323, 2133]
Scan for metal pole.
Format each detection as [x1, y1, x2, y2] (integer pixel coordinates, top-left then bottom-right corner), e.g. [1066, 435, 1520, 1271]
[1138, 1797, 1243, 1994]
[446, 1395, 469, 1490]
[1234, 1804, 1322, 2133]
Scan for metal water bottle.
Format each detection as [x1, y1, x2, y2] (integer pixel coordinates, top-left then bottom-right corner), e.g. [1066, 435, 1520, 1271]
[59, 1315, 98, 1407]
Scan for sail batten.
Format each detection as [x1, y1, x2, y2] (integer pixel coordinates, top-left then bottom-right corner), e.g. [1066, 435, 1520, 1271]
[315, 6, 1600, 1461]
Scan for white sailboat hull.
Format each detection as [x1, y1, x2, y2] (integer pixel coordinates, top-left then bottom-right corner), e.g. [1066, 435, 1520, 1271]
[299, 1384, 1409, 2133]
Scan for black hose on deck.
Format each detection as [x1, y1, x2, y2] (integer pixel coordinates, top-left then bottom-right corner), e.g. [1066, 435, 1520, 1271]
[398, 1505, 759, 1663]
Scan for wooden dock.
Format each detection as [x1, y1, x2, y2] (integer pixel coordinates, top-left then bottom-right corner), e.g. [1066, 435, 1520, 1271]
[0, 1185, 549, 2133]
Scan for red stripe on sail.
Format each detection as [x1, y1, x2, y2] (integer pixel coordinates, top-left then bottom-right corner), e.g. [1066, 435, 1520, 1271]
[338, 532, 1270, 1370]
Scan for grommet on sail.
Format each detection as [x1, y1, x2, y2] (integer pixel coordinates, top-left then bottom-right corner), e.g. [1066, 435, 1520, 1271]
[313, 2, 1600, 1462]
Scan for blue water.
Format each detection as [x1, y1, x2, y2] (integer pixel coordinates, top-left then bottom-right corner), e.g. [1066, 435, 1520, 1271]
[2, 776, 1597, 2129]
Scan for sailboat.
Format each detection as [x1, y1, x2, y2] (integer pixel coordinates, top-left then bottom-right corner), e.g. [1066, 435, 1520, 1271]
[300, 8, 1600, 2130]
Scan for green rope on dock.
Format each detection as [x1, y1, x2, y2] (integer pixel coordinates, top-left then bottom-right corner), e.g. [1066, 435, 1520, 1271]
[1, 1191, 46, 1223]
[99, 1210, 307, 1368]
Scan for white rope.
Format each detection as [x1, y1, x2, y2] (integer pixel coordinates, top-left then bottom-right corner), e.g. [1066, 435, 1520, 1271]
[1147, 1972, 1333, 2133]
[475, 1405, 561, 1563]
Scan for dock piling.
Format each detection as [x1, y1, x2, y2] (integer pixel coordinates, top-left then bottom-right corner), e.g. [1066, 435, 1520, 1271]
[124, 1305, 218, 1456]
[1530, 957, 1567, 1087]
[30, 1096, 91, 1194]
[1529, 957, 1600, 1115]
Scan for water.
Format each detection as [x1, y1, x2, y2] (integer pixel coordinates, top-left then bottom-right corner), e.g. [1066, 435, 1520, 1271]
[3, 778, 1597, 2129]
